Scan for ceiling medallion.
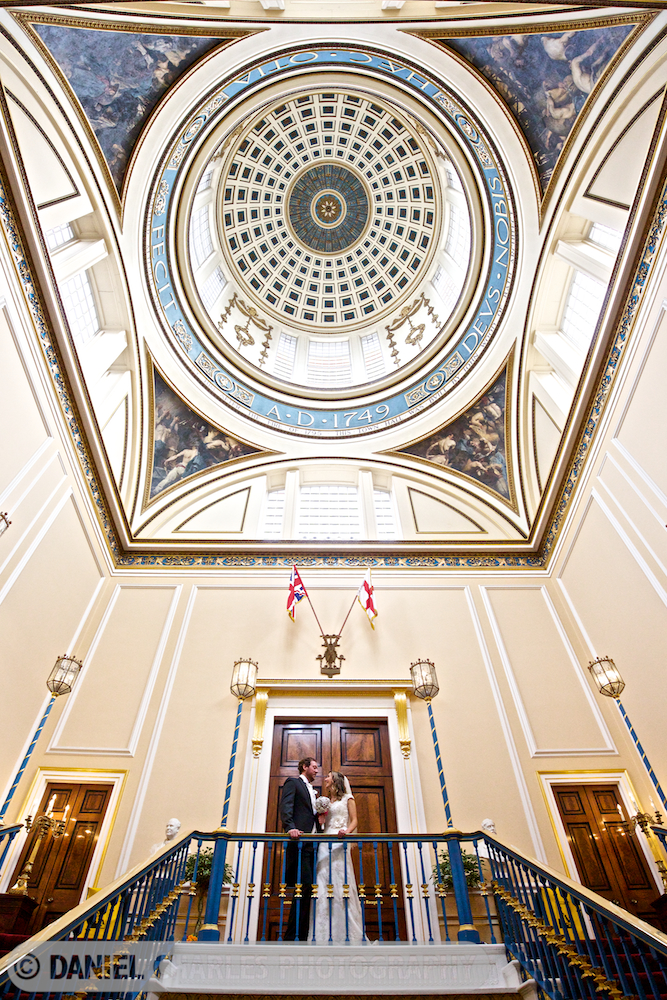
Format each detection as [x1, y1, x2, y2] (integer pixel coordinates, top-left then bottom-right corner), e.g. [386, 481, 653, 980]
[290, 165, 368, 249]
[314, 193, 343, 225]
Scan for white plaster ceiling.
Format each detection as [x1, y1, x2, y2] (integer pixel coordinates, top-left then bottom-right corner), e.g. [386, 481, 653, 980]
[5, 3, 662, 566]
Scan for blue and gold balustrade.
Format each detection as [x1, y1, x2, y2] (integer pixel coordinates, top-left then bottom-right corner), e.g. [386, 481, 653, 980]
[2, 826, 667, 1000]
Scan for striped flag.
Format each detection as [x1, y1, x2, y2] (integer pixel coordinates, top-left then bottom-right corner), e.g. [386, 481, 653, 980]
[287, 565, 308, 621]
[357, 569, 378, 629]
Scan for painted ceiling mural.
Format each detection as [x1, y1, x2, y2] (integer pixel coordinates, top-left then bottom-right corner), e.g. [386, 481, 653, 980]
[437, 23, 635, 192]
[390, 365, 512, 505]
[150, 369, 265, 503]
[29, 23, 238, 192]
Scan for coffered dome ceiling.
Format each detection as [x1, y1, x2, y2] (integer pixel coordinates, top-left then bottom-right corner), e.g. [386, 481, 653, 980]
[5, 3, 661, 567]
[202, 90, 450, 332]
[149, 48, 510, 433]
[183, 84, 474, 394]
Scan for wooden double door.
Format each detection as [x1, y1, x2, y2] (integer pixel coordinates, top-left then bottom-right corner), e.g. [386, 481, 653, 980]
[10, 782, 111, 932]
[263, 718, 406, 940]
[554, 783, 663, 930]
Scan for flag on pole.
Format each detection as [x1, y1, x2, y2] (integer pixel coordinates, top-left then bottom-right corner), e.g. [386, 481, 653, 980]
[287, 565, 308, 621]
[357, 569, 378, 629]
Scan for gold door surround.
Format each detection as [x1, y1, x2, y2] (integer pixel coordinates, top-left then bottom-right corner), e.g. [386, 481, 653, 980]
[251, 679, 413, 760]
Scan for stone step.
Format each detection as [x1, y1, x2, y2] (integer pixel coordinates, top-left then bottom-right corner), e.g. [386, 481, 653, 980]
[161, 995, 525, 1000]
[151, 944, 538, 997]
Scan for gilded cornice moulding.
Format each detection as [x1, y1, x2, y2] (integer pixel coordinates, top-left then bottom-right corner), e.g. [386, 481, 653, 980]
[255, 679, 413, 693]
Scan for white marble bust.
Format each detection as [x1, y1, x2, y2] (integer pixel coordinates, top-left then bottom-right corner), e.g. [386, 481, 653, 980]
[165, 817, 181, 841]
[476, 818, 497, 858]
[151, 817, 181, 854]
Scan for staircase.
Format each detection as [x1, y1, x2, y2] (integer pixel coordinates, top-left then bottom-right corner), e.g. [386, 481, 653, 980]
[0, 827, 666, 1000]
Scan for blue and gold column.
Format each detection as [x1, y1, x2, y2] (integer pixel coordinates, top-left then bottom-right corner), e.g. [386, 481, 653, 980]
[221, 697, 244, 828]
[617, 699, 667, 813]
[426, 698, 453, 829]
[0, 655, 83, 827]
[409, 659, 453, 827]
[199, 658, 258, 941]
[0, 693, 57, 825]
[588, 657, 667, 813]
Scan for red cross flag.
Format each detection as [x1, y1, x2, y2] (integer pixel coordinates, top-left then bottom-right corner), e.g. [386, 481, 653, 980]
[287, 565, 308, 621]
[357, 569, 378, 629]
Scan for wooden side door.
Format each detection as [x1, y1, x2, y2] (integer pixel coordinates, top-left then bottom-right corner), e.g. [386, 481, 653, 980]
[554, 783, 660, 928]
[261, 718, 405, 940]
[10, 782, 112, 932]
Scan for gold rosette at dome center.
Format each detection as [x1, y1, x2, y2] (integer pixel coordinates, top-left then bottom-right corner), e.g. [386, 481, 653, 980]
[316, 195, 342, 224]
[215, 89, 444, 332]
[289, 165, 369, 252]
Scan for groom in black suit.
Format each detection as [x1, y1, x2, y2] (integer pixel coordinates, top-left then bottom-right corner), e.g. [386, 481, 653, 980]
[280, 756, 318, 941]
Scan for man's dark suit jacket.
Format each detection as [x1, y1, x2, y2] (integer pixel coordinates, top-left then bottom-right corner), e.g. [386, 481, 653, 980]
[280, 775, 316, 834]
[279, 775, 317, 940]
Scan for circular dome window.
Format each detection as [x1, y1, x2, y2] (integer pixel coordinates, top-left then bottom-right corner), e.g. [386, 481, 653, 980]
[188, 88, 474, 392]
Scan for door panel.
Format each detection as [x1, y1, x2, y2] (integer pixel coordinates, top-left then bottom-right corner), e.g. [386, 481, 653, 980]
[280, 729, 323, 772]
[588, 787, 653, 892]
[593, 790, 620, 813]
[554, 783, 660, 929]
[10, 782, 111, 931]
[56, 821, 100, 890]
[567, 822, 611, 892]
[262, 718, 405, 941]
[272, 722, 331, 776]
[81, 790, 107, 813]
[604, 825, 653, 891]
[338, 726, 382, 769]
[354, 787, 385, 834]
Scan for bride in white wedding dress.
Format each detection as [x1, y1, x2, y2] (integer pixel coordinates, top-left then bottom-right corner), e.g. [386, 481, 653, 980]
[312, 771, 365, 943]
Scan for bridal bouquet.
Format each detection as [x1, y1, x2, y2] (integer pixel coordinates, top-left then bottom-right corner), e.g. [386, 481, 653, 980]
[315, 796, 330, 814]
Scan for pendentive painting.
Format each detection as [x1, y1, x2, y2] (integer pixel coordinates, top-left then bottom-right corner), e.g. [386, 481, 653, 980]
[150, 370, 262, 501]
[395, 368, 510, 501]
[31, 24, 227, 192]
[444, 23, 635, 191]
